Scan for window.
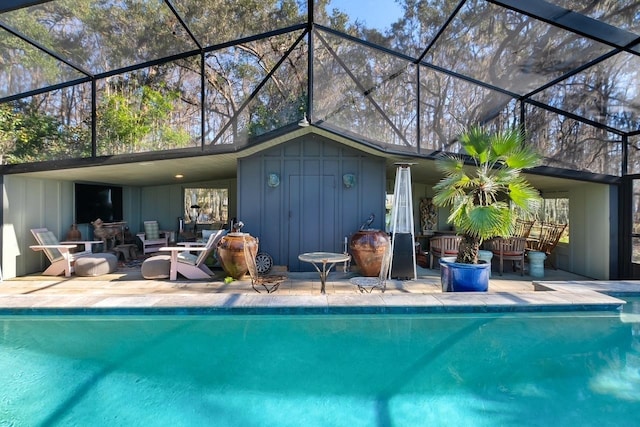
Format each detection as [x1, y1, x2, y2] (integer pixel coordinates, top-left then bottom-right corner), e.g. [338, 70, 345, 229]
[184, 188, 228, 227]
[537, 193, 570, 243]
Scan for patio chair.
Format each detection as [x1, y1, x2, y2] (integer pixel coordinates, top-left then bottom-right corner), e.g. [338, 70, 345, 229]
[29, 228, 102, 277]
[349, 240, 392, 293]
[243, 235, 285, 293]
[136, 220, 170, 254]
[526, 222, 567, 269]
[429, 235, 462, 269]
[158, 229, 227, 280]
[513, 219, 535, 239]
[486, 237, 527, 276]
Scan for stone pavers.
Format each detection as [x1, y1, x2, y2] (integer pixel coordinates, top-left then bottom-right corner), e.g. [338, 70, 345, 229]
[0, 267, 637, 314]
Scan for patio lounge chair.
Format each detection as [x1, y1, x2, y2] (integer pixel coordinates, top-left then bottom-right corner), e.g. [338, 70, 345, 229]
[29, 228, 102, 277]
[243, 235, 284, 293]
[136, 220, 170, 254]
[158, 229, 227, 280]
[349, 240, 392, 293]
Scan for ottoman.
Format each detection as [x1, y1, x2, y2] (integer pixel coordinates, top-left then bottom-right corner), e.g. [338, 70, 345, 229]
[141, 255, 171, 279]
[74, 253, 118, 277]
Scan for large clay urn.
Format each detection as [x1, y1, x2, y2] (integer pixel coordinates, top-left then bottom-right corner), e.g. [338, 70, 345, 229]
[216, 232, 258, 279]
[349, 229, 390, 277]
[66, 223, 81, 241]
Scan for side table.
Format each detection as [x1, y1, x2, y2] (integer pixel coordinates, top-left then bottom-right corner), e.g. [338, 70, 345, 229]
[113, 244, 138, 261]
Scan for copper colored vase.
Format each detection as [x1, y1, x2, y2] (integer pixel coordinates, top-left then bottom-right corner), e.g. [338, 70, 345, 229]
[216, 232, 258, 279]
[349, 230, 390, 277]
[66, 224, 81, 241]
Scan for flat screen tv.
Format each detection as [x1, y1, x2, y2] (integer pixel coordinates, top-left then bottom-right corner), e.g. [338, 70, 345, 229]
[75, 183, 123, 224]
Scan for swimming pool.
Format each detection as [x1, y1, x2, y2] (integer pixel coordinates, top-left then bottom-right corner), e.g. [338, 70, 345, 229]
[1, 301, 639, 426]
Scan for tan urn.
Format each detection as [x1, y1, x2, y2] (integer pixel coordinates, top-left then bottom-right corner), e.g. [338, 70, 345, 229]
[216, 232, 258, 279]
[66, 223, 81, 241]
[349, 229, 390, 277]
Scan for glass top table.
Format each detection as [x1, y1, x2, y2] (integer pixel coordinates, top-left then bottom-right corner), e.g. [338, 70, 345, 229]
[298, 252, 351, 294]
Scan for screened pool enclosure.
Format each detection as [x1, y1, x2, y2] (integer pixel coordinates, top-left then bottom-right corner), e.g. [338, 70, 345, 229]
[1, 0, 639, 278]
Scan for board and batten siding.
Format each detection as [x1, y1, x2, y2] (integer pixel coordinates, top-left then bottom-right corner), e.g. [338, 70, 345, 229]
[238, 135, 386, 271]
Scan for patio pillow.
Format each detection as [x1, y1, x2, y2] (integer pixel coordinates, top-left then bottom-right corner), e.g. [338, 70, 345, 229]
[144, 222, 160, 240]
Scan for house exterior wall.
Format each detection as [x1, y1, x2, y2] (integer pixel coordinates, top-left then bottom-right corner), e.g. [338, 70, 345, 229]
[558, 182, 611, 279]
[0, 152, 613, 280]
[4, 175, 75, 278]
[238, 134, 386, 271]
[139, 179, 237, 238]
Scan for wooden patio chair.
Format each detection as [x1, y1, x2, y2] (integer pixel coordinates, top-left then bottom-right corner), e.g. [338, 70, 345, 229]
[429, 235, 462, 269]
[243, 235, 285, 293]
[136, 220, 170, 254]
[513, 219, 535, 239]
[486, 237, 527, 276]
[349, 240, 392, 293]
[527, 222, 567, 269]
[29, 228, 102, 277]
[159, 229, 226, 280]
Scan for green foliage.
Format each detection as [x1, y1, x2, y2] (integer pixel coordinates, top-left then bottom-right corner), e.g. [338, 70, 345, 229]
[0, 102, 90, 163]
[433, 126, 542, 263]
[247, 93, 307, 137]
[97, 82, 191, 152]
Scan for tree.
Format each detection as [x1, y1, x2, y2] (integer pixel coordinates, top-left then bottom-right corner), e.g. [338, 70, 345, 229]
[432, 126, 542, 264]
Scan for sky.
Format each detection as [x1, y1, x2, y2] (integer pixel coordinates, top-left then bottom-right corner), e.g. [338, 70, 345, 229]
[327, 0, 404, 29]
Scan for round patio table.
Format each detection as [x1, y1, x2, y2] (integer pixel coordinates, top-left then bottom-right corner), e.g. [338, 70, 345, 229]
[298, 252, 351, 294]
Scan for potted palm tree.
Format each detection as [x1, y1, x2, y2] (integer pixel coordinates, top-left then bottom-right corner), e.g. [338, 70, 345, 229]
[432, 125, 541, 291]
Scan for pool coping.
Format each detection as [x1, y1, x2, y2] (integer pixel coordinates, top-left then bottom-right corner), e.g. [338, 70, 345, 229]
[0, 280, 638, 315]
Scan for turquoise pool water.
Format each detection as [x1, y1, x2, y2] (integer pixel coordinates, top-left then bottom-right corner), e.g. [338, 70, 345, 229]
[1, 302, 639, 426]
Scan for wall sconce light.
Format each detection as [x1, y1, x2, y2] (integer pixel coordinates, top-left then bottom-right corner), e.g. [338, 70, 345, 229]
[343, 173, 356, 188]
[267, 173, 280, 187]
[298, 113, 310, 127]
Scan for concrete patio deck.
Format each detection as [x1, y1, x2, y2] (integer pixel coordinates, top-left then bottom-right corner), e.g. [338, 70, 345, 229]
[1, 263, 639, 314]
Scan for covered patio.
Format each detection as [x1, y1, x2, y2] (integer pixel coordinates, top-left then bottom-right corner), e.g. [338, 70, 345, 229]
[0, 1, 638, 281]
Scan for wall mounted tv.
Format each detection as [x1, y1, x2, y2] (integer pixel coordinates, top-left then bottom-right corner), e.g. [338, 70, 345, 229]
[74, 183, 123, 224]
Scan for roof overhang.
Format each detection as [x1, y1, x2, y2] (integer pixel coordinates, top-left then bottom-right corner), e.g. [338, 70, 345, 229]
[3, 125, 606, 192]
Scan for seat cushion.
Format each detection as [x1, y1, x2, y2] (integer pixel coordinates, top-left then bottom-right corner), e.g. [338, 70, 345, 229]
[144, 222, 160, 240]
[141, 255, 171, 279]
[177, 252, 198, 266]
[75, 253, 118, 277]
[501, 251, 523, 256]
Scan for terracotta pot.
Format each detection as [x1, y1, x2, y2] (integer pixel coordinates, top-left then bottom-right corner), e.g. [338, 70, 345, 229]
[349, 229, 390, 277]
[216, 232, 258, 279]
[66, 224, 81, 241]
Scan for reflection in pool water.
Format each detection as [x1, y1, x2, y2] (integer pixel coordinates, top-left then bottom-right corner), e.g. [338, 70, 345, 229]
[1, 300, 639, 426]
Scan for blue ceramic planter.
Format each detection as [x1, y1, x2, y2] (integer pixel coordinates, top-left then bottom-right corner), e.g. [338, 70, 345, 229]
[439, 256, 490, 292]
